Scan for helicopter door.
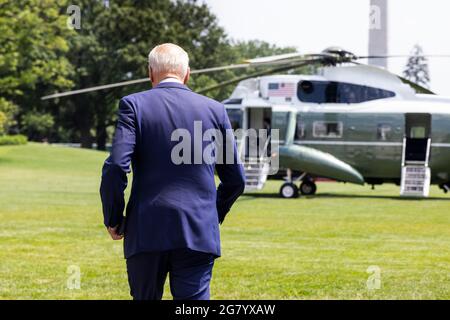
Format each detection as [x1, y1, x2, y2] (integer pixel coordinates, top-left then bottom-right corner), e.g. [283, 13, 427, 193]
[244, 107, 272, 158]
[242, 107, 272, 191]
[403, 113, 431, 163]
[400, 113, 432, 197]
[247, 107, 272, 131]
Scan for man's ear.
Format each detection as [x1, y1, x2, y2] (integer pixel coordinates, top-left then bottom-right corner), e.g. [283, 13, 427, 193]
[183, 68, 190, 85]
[149, 67, 154, 84]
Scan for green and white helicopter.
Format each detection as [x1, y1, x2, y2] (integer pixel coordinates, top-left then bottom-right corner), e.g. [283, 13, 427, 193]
[43, 47, 450, 198]
[219, 48, 450, 198]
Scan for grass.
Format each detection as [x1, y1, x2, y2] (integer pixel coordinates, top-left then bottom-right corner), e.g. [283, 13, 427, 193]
[0, 143, 449, 299]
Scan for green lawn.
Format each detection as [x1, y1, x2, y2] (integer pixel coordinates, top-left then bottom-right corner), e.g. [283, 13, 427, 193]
[0, 143, 449, 299]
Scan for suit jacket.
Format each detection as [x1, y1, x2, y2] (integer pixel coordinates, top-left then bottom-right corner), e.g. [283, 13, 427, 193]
[100, 82, 245, 259]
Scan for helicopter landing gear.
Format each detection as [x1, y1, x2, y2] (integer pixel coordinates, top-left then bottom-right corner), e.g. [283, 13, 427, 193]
[299, 179, 317, 196]
[279, 168, 299, 198]
[279, 170, 317, 198]
[439, 183, 450, 194]
[279, 182, 299, 198]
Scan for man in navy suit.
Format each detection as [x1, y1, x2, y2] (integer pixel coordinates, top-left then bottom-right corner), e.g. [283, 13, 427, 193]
[100, 43, 245, 300]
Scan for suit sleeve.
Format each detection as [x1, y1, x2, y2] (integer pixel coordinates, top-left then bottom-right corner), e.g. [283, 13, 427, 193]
[215, 105, 246, 224]
[100, 98, 136, 227]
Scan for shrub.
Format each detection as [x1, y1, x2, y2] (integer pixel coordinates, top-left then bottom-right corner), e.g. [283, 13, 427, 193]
[0, 111, 6, 135]
[0, 135, 28, 146]
[0, 98, 18, 134]
[21, 112, 54, 141]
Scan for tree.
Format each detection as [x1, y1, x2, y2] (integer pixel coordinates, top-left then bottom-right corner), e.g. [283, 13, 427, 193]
[231, 40, 297, 61]
[0, 98, 18, 135]
[1, 0, 302, 148]
[0, 0, 74, 137]
[192, 40, 298, 101]
[21, 112, 54, 141]
[0, 111, 6, 136]
[63, 0, 238, 149]
[0, 0, 72, 141]
[403, 44, 430, 88]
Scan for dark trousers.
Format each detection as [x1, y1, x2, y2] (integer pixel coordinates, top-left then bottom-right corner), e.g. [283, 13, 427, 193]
[126, 248, 215, 300]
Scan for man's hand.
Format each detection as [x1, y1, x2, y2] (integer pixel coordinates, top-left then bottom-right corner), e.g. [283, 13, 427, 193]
[107, 225, 124, 240]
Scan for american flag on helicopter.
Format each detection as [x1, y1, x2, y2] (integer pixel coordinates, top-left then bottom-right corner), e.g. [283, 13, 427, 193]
[268, 82, 296, 97]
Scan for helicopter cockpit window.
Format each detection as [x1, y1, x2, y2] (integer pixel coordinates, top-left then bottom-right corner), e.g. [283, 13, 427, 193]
[313, 121, 343, 138]
[226, 109, 243, 130]
[297, 80, 395, 104]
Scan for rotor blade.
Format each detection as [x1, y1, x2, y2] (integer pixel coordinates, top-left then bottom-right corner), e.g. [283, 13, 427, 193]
[245, 52, 332, 64]
[41, 78, 150, 100]
[191, 63, 249, 73]
[244, 52, 304, 64]
[356, 54, 450, 59]
[41, 55, 326, 100]
[41, 64, 253, 100]
[197, 59, 322, 94]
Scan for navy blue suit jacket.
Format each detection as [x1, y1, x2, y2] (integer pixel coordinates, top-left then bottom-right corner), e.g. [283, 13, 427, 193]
[100, 82, 245, 259]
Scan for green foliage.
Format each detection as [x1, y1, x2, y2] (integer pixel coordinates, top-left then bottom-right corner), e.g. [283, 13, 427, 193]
[21, 112, 55, 141]
[0, 97, 18, 134]
[0, 111, 6, 135]
[0, 134, 27, 145]
[0, 0, 74, 137]
[0, 0, 74, 91]
[192, 39, 298, 100]
[1, 0, 299, 149]
[198, 39, 299, 100]
[231, 39, 297, 61]
[61, 0, 238, 149]
[189, 74, 219, 98]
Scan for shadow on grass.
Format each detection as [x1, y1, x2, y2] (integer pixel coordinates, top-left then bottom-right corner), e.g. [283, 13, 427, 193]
[242, 192, 450, 201]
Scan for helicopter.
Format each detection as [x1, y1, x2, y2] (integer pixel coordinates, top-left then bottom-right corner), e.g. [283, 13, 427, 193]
[42, 47, 450, 198]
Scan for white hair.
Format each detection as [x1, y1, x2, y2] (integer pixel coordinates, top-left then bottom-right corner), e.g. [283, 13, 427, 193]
[148, 43, 189, 79]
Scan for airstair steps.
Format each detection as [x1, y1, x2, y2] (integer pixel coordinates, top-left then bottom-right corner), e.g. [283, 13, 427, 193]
[400, 165, 431, 197]
[400, 137, 431, 197]
[243, 157, 270, 191]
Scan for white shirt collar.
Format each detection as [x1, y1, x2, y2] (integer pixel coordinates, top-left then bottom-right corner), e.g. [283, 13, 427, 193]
[160, 77, 183, 84]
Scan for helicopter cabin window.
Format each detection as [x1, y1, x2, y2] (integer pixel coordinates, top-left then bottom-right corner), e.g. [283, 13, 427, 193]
[313, 121, 343, 138]
[297, 80, 395, 104]
[226, 109, 243, 130]
[271, 112, 289, 142]
[377, 124, 392, 141]
[295, 114, 305, 139]
[410, 126, 426, 138]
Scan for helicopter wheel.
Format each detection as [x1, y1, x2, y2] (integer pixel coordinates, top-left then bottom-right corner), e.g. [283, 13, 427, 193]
[279, 182, 299, 199]
[440, 183, 449, 194]
[299, 180, 317, 196]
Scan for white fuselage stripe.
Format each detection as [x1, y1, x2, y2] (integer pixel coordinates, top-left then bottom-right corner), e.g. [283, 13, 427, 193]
[430, 143, 450, 148]
[294, 140, 450, 148]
